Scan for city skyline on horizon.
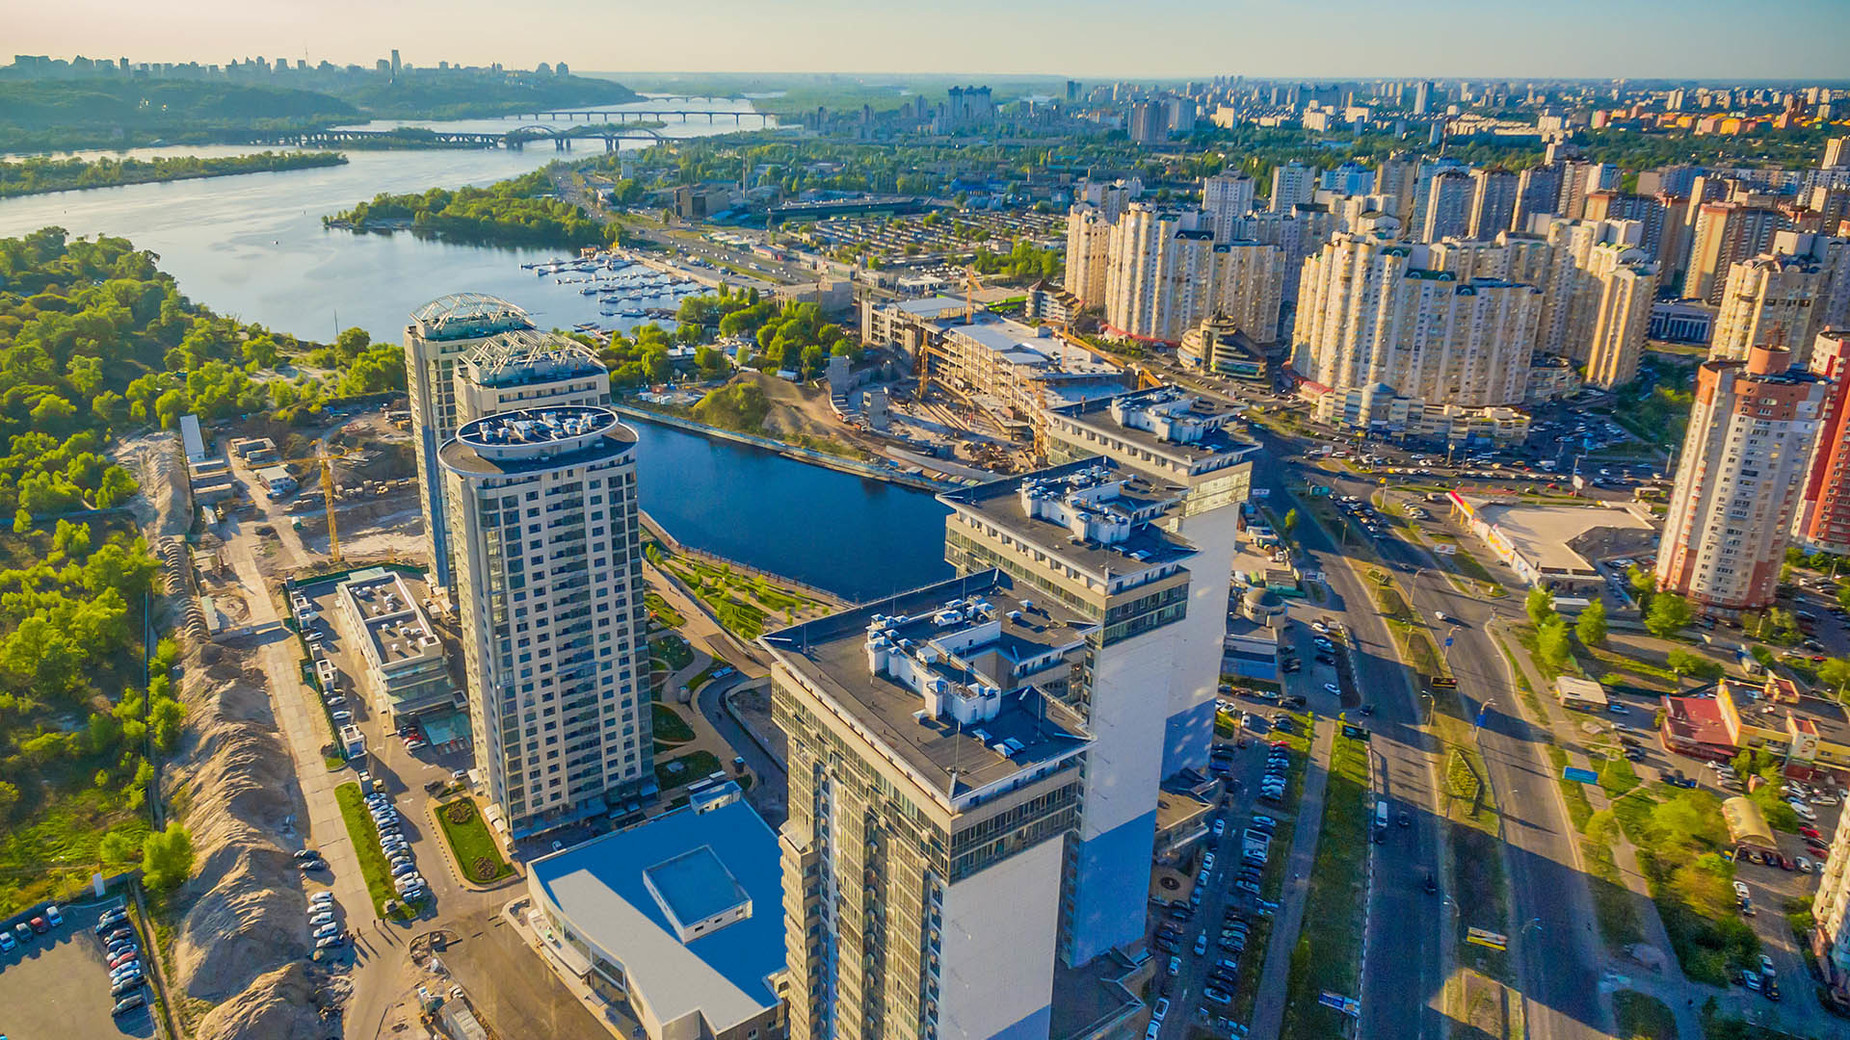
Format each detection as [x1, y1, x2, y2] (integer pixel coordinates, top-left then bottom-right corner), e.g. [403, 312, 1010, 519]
[11, 0, 1850, 82]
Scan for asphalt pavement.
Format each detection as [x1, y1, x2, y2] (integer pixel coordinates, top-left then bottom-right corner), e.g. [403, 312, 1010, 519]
[1309, 456, 1615, 1040]
[1248, 446, 1450, 1039]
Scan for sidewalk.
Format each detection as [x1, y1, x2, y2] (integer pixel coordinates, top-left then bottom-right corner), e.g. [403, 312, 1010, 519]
[1248, 720, 1336, 1040]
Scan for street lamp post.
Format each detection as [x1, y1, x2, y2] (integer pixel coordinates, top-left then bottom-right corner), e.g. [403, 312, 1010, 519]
[1472, 699, 1495, 737]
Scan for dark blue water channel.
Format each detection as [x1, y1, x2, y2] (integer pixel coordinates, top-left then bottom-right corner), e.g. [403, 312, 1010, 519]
[628, 418, 953, 602]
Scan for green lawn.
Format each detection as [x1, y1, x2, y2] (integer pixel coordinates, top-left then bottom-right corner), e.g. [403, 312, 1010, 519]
[1280, 728, 1370, 1040]
[1599, 753, 1642, 797]
[334, 782, 417, 917]
[434, 798, 511, 884]
[1584, 811, 1645, 952]
[1612, 990, 1677, 1040]
[1548, 745, 1595, 833]
[652, 703, 696, 745]
[0, 788, 149, 917]
[651, 633, 695, 671]
[655, 749, 723, 791]
[644, 590, 686, 628]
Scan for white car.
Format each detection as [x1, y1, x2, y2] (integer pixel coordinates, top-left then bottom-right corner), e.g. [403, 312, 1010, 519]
[1788, 800, 1818, 821]
[309, 912, 335, 927]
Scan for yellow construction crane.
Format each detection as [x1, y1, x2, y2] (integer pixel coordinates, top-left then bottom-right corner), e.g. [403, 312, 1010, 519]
[283, 443, 360, 562]
[963, 264, 983, 325]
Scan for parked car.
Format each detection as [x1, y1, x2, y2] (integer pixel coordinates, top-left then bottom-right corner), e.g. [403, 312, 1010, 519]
[110, 976, 145, 998]
[42, 905, 61, 928]
[111, 993, 147, 1016]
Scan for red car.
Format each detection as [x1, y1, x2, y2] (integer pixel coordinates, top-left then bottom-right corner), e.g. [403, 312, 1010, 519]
[109, 950, 139, 970]
[1802, 826, 1823, 839]
[28, 917, 47, 934]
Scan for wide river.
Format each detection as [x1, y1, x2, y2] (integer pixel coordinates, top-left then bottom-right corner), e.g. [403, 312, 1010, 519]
[0, 102, 955, 599]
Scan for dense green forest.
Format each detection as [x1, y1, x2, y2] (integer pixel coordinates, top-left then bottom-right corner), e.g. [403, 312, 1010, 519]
[0, 227, 398, 911]
[0, 227, 395, 524]
[326, 168, 615, 249]
[0, 150, 346, 198]
[674, 288, 860, 378]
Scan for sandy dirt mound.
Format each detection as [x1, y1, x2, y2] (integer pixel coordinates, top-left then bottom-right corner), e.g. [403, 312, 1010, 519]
[745, 371, 840, 439]
[115, 430, 187, 537]
[191, 962, 328, 1040]
[165, 644, 311, 1008]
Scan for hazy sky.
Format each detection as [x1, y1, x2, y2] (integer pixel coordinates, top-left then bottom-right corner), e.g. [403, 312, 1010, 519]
[13, 0, 1850, 80]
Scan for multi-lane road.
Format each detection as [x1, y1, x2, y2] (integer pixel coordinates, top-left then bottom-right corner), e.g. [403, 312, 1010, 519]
[1248, 442, 1450, 1039]
[1298, 447, 1614, 1040]
[1243, 422, 1614, 1040]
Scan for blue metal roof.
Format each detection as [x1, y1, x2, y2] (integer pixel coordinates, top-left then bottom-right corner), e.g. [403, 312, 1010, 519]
[529, 799, 783, 1027]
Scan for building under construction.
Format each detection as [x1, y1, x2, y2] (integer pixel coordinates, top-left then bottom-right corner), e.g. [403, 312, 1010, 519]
[859, 295, 1128, 442]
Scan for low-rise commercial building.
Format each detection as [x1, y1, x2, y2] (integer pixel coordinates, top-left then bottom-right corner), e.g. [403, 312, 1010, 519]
[187, 456, 236, 504]
[526, 789, 786, 1040]
[1648, 300, 1715, 344]
[1179, 316, 1279, 381]
[1658, 676, 1850, 779]
[336, 568, 456, 721]
[1554, 675, 1609, 711]
[1224, 615, 1280, 681]
[254, 465, 297, 498]
[1295, 382, 1534, 446]
[1447, 493, 1656, 590]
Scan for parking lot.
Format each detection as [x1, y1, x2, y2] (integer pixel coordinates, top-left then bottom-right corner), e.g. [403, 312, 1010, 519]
[1147, 730, 1294, 1039]
[0, 901, 155, 1039]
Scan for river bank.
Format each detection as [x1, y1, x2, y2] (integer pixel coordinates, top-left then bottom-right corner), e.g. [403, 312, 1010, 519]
[0, 150, 348, 198]
[617, 405, 963, 494]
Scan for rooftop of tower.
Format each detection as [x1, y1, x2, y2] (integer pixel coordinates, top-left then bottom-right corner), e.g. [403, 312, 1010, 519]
[762, 570, 1093, 804]
[938, 457, 1197, 580]
[408, 292, 533, 341]
[1047, 386, 1259, 478]
[439, 405, 635, 475]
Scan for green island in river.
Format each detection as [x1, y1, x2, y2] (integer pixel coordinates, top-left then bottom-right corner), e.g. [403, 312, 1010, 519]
[0, 150, 347, 198]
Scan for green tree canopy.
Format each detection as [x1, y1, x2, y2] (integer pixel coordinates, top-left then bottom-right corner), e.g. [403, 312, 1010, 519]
[1575, 600, 1609, 648]
[1525, 587, 1557, 628]
[1645, 593, 1694, 639]
[140, 823, 194, 891]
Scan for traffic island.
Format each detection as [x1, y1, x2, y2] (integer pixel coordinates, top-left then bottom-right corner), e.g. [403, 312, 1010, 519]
[1279, 726, 1371, 1040]
[434, 797, 515, 887]
[334, 781, 419, 919]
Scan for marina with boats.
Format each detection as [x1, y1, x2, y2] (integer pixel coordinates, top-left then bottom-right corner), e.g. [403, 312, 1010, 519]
[523, 250, 717, 320]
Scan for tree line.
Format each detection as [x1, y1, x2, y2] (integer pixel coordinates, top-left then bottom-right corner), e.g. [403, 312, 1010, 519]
[326, 168, 616, 250]
[0, 151, 346, 199]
